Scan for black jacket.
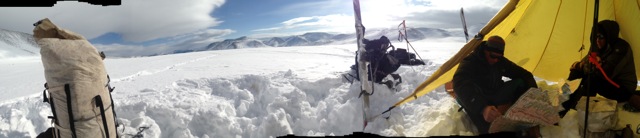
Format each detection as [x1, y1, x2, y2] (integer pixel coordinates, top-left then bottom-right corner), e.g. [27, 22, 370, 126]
[452, 44, 537, 134]
[453, 44, 537, 107]
[567, 20, 637, 102]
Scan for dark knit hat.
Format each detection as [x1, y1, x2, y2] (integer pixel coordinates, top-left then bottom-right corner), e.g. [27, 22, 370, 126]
[485, 35, 505, 54]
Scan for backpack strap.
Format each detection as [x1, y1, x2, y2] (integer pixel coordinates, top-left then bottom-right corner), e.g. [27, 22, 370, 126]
[94, 95, 111, 138]
[64, 84, 77, 138]
[42, 83, 48, 103]
[106, 75, 115, 92]
[42, 83, 59, 125]
[106, 75, 122, 137]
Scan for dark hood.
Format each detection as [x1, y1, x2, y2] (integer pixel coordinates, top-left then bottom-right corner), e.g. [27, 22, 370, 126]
[597, 20, 620, 45]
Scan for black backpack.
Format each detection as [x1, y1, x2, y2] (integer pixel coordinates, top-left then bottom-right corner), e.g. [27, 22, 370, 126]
[363, 36, 401, 82]
[351, 36, 424, 84]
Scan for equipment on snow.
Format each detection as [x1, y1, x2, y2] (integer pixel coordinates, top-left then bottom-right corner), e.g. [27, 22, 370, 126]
[460, 8, 470, 42]
[352, 0, 373, 130]
[34, 18, 119, 138]
[345, 36, 425, 89]
[124, 126, 150, 138]
[349, 0, 426, 130]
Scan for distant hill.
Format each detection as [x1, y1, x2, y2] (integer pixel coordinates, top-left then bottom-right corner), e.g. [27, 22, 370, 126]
[0, 27, 460, 58]
[205, 27, 458, 51]
[0, 29, 39, 59]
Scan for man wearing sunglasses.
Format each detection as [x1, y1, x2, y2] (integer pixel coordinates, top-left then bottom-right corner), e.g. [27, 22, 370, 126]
[452, 35, 538, 135]
[560, 20, 639, 117]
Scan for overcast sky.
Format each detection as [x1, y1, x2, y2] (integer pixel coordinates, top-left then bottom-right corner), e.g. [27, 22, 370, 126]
[0, 0, 507, 47]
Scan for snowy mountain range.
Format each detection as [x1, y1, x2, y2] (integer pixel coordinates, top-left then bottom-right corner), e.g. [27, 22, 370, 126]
[0, 27, 461, 58]
[204, 27, 457, 51]
[0, 29, 40, 59]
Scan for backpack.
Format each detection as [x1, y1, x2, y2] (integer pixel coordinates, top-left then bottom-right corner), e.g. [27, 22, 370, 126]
[358, 36, 424, 83]
[361, 36, 400, 82]
[576, 96, 618, 138]
[34, 18, 118, 138]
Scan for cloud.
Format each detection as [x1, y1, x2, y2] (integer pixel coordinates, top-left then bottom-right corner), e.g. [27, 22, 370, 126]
[96, 42, 184, 57]
[0, 0, 225, 42]
[252, 0, 507, 37]
[421, 0, 509, 10]
[95, 28, 235, 57]
[251, 14, 354, 37]
[282, 17, 316, 26]
[171, 28, 236, 47]
[94, 43, 160, 57]
[267, 0, 352, 17]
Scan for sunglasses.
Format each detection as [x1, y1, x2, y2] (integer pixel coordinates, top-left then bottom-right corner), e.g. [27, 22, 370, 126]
[597, 34, 605, 39]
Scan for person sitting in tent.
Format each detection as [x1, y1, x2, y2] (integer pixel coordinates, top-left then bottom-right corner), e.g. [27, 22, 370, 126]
[560, 20, 640, 117]
[452, 35, 538, 135]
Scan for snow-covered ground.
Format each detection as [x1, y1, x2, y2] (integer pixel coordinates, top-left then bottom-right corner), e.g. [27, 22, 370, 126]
[0, 40, 585, 138]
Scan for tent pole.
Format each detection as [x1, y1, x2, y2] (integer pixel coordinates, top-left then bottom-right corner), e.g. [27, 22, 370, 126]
[584, 0, 599, 137]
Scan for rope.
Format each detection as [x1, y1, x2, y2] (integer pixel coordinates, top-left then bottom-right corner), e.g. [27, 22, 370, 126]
[588, 52, 620, 88]
[397, 20, 423, 61]
[125, 126, 149, 138]
[397, 20, 427, 73]
[366, 106, 396, 122]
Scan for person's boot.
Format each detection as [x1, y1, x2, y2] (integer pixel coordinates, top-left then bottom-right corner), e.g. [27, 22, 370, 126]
[383, 80, 394, 89]
[629, 94, 640, 112]
[558, 109, 569, 118]
[559, 92, 581, 118]
[409, 59, 425, 65]
[389, 74, 402, 86]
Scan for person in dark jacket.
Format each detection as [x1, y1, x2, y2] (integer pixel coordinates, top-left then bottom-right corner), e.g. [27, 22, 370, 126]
[453, 35, 538, 134]
[560, 20, 639, 116]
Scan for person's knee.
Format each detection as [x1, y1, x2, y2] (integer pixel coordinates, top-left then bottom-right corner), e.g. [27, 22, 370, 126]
[467, 113, 491, 134]
[630, 94, 640, 110]
[505, 79, 527, 91]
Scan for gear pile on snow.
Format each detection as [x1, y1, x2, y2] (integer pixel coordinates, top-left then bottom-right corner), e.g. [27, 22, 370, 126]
[345, 35, 425, 89]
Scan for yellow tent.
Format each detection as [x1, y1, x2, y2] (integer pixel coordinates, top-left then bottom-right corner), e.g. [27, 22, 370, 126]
[393, 0, 640, 107]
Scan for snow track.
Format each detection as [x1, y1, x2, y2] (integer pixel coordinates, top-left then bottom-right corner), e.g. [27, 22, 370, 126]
[113, 54, 219, 82]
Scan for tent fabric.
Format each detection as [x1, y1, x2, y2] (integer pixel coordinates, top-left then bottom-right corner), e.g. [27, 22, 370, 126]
[395, 0, 640, 107]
